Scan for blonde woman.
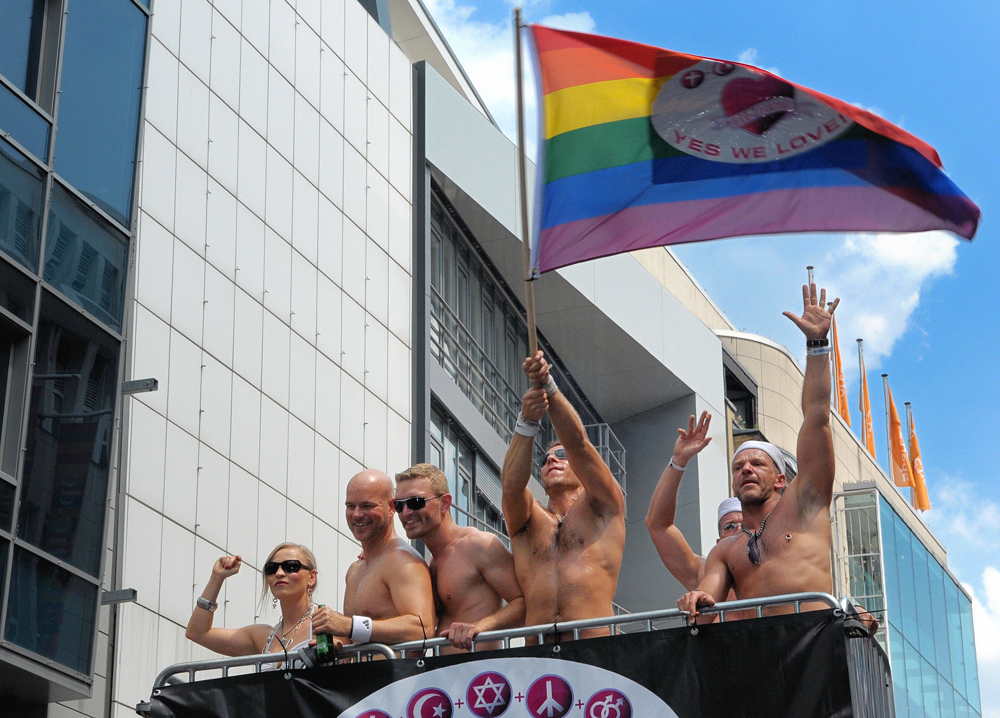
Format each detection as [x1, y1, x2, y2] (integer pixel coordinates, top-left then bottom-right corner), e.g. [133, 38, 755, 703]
[186, 542, 328, 664]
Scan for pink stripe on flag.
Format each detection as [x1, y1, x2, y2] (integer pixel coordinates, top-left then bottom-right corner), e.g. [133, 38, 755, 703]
[536, 187, 977, 273]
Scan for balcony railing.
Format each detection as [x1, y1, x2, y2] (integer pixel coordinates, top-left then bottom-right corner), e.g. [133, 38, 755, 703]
[430, 287, 626, 501]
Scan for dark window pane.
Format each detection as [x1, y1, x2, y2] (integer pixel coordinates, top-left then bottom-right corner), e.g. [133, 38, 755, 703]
[0, 260, 36, 323]
[44, 182, 128, 331]
[0, 478, 13, 533]
[0, 82, 50, 161]
[17, 293, 118, 576]
[0, 0, 45, 96]
[4, 546, 98, 675]
[53, 0, 146, 225]
[0, 138, 45, 271]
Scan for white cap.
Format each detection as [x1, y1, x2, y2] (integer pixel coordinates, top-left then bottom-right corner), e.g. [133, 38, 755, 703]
[717, 497, 742, 524]
[733, 440, 787, 476]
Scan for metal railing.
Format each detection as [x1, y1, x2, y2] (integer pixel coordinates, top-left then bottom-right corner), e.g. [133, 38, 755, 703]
[139, 593, 893, 717]
[147, 593, 841, 689]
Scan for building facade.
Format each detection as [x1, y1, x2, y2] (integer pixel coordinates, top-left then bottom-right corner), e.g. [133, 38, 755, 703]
[0, 0, 981, 716]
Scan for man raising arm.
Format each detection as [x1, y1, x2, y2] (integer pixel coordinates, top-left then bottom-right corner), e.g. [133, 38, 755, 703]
[679, 283, 839, 621]
[502, 352, 626, 640]
[312, 470, 436, 645]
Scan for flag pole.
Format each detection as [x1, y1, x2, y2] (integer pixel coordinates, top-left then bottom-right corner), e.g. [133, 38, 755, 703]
[905, 401, 915, 505]
[881, 374, 891, 477]
[514, 7, 539, 357]
[806, 265, 814, 286]
[828, 302, 838, 415]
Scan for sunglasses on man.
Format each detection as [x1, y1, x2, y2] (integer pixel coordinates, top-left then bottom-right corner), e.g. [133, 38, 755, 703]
[545, 447, 567, 460]
[392, 494, 446, 513]
[263, 559, 313, 575]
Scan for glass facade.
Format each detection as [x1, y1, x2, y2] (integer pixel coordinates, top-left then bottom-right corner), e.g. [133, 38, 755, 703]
[872, 494, 981, 717]
[0, 0, 149, 696]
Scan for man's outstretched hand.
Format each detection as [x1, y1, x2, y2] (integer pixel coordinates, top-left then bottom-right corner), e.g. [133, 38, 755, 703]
[783, 283, 839, 340]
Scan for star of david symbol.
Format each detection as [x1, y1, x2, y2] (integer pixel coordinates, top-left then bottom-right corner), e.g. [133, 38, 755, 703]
[466, 671, 511, 718]
[472, 678, 507, 714]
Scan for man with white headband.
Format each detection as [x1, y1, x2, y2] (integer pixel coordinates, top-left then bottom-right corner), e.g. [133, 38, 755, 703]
[679, 283, 839, 621]
[645, 412, 745, 592]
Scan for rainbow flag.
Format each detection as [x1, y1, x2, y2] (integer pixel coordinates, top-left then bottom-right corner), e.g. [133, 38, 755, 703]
[528, 25, 980, 275]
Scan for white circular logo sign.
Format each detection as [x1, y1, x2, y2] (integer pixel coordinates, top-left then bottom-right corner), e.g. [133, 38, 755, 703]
[651, 60, 852, 163]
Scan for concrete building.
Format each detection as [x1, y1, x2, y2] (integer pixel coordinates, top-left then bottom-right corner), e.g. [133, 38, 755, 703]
[0, 0, 980, 716]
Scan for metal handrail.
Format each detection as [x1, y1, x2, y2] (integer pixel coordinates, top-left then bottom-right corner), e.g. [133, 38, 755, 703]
[150, 643, 396, 690]
[146, 592, 842, 690]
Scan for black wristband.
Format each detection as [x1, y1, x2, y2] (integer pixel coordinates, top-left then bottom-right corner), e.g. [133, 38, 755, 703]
[806, 338, 829, 348]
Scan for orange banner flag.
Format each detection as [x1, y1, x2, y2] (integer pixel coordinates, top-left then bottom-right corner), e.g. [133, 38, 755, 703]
[858, 342, 876, 458]
[885, 381, 913, 488]
[908, 408, 931, 511]
[832, 316, 850, 426]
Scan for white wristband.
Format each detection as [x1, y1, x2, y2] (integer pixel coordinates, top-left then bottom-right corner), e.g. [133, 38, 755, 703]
[807, 346, 832, 357]
[515, 413, 540, 437]
[668, 457, 686, 472]
[351, 614, 373, 644]
[543, 376, 558, 397]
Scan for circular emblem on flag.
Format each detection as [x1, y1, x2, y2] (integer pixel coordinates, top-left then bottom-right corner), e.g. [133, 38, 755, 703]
[407, 688, 452, 718]
[466, 671, 511, 717]
[525, 675, 572, 718]
[585, 690, 632, 718]
[651, 60, 852, 164]
[356, 712, 392, 718]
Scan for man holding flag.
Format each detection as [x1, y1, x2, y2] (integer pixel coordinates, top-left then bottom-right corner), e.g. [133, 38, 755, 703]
[679, 283, 840, 619]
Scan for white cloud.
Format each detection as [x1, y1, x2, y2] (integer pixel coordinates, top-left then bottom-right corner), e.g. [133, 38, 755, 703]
[420, 0, 595, 160]
[736, 47, 780, 76]
[822, 232, 958, 375]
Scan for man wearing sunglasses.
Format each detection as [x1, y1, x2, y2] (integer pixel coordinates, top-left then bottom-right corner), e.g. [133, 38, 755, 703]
[501, 351, 626, 641]
[678, 284, 840, 622]
[311, 470, 436, 646]
[394, 463, 525, 652]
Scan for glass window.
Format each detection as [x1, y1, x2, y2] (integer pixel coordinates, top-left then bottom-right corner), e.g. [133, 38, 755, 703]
[946, 578, 967, 700]
[0, 478, 13, 534]
[0, 82, 51, 161]
[880, 499, 901, 629]
[0, 138, 45, 272]
[894, 515, 918, 641]
[44, 182, 128, 331]
[0, 259, 37, 323]
[911, 534, 934, 658]
[4, 545, 98, 675]
[0, 0, 46, 94]
[53, 0, 146, 226]
[928, 559, 953, 685]
[959, 595, 980, 712]
[17, 292, 118, 577]
[905, 637, 926, 718]
[890, 624, 909, 713]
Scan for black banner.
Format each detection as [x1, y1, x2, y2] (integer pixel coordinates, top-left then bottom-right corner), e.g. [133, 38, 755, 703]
[150, 610, 854, 718]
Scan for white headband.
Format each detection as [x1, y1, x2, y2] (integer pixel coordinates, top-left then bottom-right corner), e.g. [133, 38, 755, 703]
[717, 497, 742, 524]
[733, 440, 786, 476]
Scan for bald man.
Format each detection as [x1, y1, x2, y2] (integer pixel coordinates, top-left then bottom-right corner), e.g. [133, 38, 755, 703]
[312, 469, 436, 645]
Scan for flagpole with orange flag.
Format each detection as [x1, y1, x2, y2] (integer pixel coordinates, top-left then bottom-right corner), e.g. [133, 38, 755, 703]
[883, 375, 913, 489]
[831, 312, 850, 426]
[905, 402, 932, 511]
[857, 339, 876, 458]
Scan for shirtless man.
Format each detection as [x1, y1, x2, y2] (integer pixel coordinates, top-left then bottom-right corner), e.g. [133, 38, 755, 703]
[679, 283, 839, 621]
[501, 352, 626, 640]
[646, 411, 746, 591]
[312, 469, 436, 645]
[394, 463, 525, 652]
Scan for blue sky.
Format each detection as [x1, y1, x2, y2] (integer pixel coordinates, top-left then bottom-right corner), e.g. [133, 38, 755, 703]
[419, 0, 999, 709]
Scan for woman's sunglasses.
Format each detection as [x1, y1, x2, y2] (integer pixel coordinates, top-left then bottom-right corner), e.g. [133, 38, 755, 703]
[392, 494, 445, 512]
[263, 559, 313, 575]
